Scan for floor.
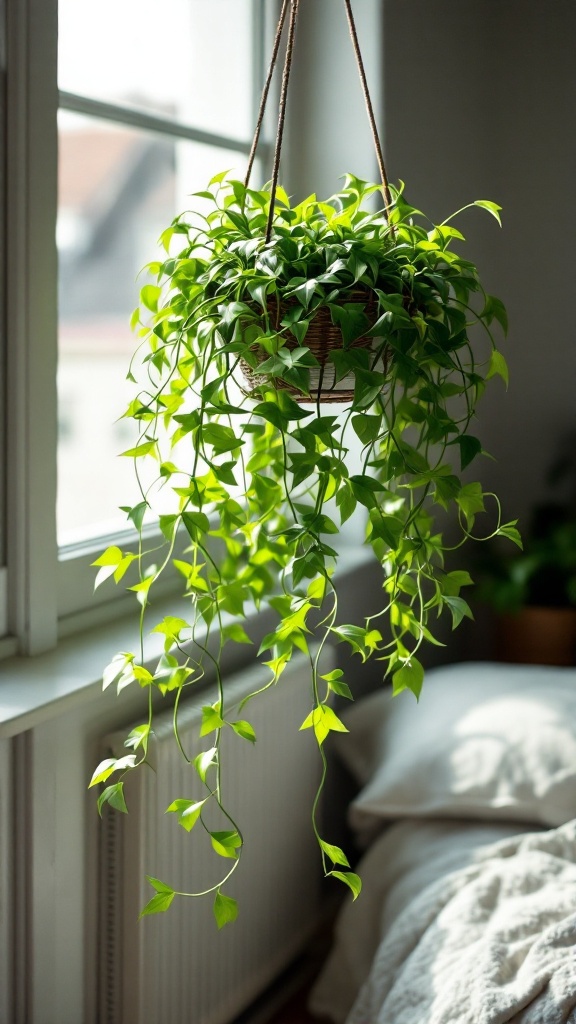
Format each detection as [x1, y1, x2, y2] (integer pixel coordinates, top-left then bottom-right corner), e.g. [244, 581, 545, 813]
[235, 924, 336, 1024]
[266, 985, 320, 1024]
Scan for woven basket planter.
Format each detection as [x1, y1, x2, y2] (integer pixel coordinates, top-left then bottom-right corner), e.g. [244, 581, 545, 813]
[240, 287, 384, 403]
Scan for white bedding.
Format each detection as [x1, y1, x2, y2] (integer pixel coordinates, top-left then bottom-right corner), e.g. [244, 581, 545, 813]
[310, 818, 576, 1024]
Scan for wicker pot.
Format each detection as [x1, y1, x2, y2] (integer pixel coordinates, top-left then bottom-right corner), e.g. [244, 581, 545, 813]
[240, 288, 384, 403]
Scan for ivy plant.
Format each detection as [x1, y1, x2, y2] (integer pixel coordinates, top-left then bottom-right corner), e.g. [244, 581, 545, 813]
[90, 173, 519, 925]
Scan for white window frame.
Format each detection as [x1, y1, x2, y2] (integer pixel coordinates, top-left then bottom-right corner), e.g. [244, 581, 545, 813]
[4, 0, 273, 654]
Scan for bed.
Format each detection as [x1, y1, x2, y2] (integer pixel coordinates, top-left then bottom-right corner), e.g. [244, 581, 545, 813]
[309, 662, 576, 1024]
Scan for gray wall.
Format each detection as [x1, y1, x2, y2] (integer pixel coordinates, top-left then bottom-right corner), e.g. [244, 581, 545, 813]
[285, 0, 383, 198]
[383, 0, 576, 528]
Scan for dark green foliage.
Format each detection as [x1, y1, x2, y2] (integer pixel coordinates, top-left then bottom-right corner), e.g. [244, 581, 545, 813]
[91, 173, 516, 921]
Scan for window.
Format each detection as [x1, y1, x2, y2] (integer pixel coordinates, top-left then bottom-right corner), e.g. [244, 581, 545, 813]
[4, 0, 272, 653]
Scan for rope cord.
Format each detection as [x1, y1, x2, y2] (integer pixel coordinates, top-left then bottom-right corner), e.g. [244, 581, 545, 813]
[244, 0, 291, 189]
[247, 0, 393, 239]
[265, 0, 300, 243]
[342, 0, 393, 216]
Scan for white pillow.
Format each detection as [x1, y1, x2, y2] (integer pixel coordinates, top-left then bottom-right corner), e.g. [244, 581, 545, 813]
[336, 662, 576, 837]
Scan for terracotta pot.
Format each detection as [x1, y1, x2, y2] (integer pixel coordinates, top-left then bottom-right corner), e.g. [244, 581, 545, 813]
[496, 606, 576, 666]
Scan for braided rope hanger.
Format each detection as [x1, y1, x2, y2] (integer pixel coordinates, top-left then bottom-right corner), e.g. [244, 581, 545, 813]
[244, 0, 393, 242]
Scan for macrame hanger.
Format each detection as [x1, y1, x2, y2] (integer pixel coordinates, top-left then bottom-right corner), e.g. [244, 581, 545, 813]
[246, 0, 394, 239]
[264, 0, 300, 241]
[342, 0, 394, 216]
[244, 0, 291, 191]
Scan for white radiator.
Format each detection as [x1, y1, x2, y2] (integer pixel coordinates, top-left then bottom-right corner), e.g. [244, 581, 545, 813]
[99, 650, 334, 1024]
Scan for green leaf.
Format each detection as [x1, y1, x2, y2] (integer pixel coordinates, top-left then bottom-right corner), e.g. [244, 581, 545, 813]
[209, 168, 232, 185]
[112, 554, 137, 585]
[200, 703, 224, 737]
[456, 482, 486, 527]
[91, 544, 131, 585]
[120, 501, 148, 532]
[102, 652, 134, 691]
[133, 664, 154, 687]
[350, 474, 385, 510]
[457, 434, 483, 471]
[276, 390, 313, 420]
[217, 582, 247, 616]
[320, 669, 344, 683]
[147, 875, 174, 894]
[329, 870, 362, 900]
[182, 511, 210, 541]
[300, 705, 348, 745]
[481, 294, 508, 334]
[124, 724, 151, 751]
[335, 483, 357, 525]
[326, 676, 353, 700]
[151, 616, 190, 646]
[353, 368, 387, 410]
[159, 514, 178, 541]
[140, 879, 175, 918]
[445, 570, 474, 589]
[222, 623, 253, 645]
[89, 754, 136, 788]
[443, 595, 474, 629]
[166, 798, 205, 832]
[97, 782, 128, 816]
[202, 423, 244, 454]
[252, 402, 286, 431]
[351, 414, 382, 445]
[120, 440, 156, 458]
[329, 302, 371, 346]
[194, 746, 217, 783]
[487, 348, 509, 386]
[128, 575, 155, 604]
[369, 511, 404, 549]
[392, 658, 424, 700]
[92, 545, 123, 568]
[319, 839, 350, 867]
[213, 462, 237, 486]
[474, 200, 502, 226]
[213, 891, 239, 929]
[231, 720, 257, 743]
[499, 522, 523, 549]
[322, 705, 348, 733]
[307, 576, 327, 601]
[210, 830, 242, 858]
[140, 283, 161, 312]
[331, 624, 382, 661]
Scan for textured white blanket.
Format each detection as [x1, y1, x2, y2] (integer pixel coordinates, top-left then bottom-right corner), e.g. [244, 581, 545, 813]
[346, 820, 576, 1024]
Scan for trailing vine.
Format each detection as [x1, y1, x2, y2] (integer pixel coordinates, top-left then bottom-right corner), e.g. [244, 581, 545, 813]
[90, 174, 519, 925]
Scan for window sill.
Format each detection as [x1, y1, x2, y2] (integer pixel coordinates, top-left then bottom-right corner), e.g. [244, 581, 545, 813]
[0, 544, 374, 739]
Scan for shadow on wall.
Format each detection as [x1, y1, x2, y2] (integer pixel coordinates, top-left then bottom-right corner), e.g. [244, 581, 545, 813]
[383, 1, 576, 531]
[382, 0, 576, 660]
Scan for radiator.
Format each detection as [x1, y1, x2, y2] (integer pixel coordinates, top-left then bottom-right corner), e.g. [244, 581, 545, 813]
[99, 649, 334, 1024]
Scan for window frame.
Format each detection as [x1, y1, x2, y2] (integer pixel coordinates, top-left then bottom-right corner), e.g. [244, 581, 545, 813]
[5, 0, 273, 655]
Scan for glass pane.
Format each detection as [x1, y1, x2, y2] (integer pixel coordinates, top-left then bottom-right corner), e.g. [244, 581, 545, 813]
[57, 111, 251, 545]
[58, 0, 255, 141]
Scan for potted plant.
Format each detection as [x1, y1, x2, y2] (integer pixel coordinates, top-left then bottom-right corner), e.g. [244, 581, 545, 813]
[477, 435, 576, 665]
[89, 172, 517, 924]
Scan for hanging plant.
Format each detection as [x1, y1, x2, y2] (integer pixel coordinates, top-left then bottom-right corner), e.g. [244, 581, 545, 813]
[89, 0, 520, 927]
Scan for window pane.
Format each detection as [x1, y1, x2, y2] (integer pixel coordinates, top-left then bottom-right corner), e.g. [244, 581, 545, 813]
[57, 111, 251, 545]
[58, 0, 255, 141]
